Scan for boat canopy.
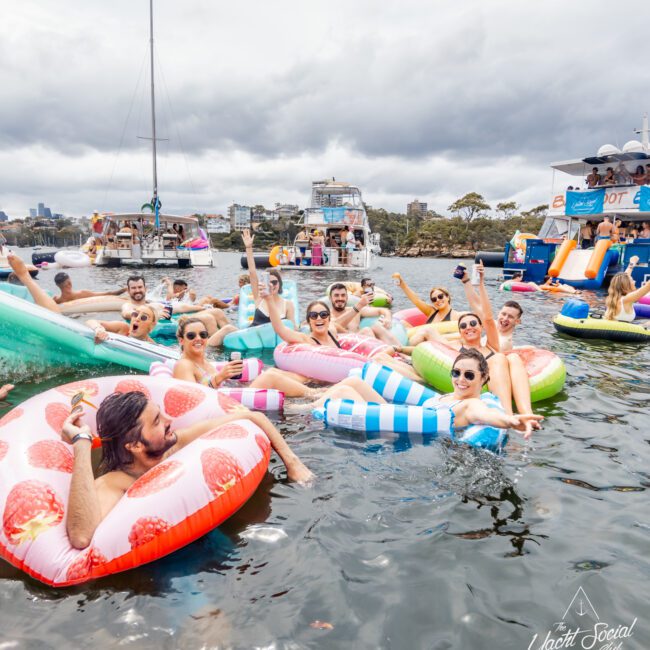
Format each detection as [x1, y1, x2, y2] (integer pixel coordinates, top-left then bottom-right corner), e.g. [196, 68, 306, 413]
[551, 152, 650, 176]
[100, 212, 200, 225]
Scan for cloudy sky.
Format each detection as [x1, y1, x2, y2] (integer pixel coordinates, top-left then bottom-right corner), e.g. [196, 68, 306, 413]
[1, 0, 649, 218]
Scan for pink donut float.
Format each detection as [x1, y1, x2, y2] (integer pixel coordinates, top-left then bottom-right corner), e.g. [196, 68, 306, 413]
[150, 360, 284, 411]
[274, 334, 390, 383]
[394, 307, 428, 328]
[0, 375, 270, 586]
[150, 357, 263, 383]
[503, 281, 537, 293]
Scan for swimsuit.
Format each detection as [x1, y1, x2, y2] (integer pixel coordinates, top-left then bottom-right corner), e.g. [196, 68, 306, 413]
[426, 308, 452, 324]
[460, 345, 495, 360]
[251, 301, 287, 327]
[310, 332, 342, 348]
[615, 303, 636, 323]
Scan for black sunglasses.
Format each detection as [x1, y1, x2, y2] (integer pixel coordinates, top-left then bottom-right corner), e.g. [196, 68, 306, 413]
[431, 293, 446, 302]
[131, 310, 150, 322]
[459, 319, 479, 330]
[185, 330, 209, 340]
[451, 368, 476, 381]
[308, 310, 330, 320]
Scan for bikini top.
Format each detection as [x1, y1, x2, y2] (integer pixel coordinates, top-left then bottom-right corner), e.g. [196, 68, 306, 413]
[459, 345, 495, 360]
[310, 332, 342, 348]
[251, 300, 287, 328]
[426, 308, 452, 324]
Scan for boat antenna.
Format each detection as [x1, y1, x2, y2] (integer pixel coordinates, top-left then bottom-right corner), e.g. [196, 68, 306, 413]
[634, 113, 650, 152]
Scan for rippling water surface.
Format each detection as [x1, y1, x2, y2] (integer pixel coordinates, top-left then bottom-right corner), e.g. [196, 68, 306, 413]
[1, 250, 649, 649]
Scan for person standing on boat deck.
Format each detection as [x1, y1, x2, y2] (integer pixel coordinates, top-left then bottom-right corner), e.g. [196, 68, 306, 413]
[339, 226, 350, 265]
[615, 162, 632, 185]
[580, 221, 594, 249]
[59, 390, 313, 549]
[344, 227, 357, 266]
[631, 165, 646, 185]
[53, 272, 126, 304]
[601, 167, 616, 186]
[595, 216, 613, 240]
[240, 229, 296, 329]
[586, 167, 601, 188]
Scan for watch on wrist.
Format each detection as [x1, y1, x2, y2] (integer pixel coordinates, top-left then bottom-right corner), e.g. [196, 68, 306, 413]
[71, 432, 93, 445]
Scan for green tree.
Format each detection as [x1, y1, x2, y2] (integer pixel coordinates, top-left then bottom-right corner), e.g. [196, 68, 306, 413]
[448, 192, 491, 223]
[495, 201, 519, 219]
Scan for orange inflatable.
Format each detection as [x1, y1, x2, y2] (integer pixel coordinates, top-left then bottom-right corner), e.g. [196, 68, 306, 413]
[548, 239, 577, 277]
[585, 238, 611, 279]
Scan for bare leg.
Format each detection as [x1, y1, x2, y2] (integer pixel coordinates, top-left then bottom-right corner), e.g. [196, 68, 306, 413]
[506, 353, 535, 417]
[373, 352, 423, 383]
[207, 324, 238, 347]
[370, 323, 401, 347]
[7, 255, 60, 313]
[293, 376, 387, 411]
[250, 368, 317, 398]
[0, 384, 14, 400]
[487, 353, 513, 414]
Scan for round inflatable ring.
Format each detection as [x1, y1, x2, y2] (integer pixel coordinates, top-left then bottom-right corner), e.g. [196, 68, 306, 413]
[552, 314, 650, 343]
[54, 251, 91, 268]
[502, 282, 537, 293]
[412, 341, 566, 402]
[0, 375, 271, 586]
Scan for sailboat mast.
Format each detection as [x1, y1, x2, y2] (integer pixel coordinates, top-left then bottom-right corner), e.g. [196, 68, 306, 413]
[149, 0, 158, 209]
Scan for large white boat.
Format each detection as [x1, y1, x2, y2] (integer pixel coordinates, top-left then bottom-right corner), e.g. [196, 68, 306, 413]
[91, 0, 214, 268]
[93, 212, 213, 268]
[275, 179, 380, 271]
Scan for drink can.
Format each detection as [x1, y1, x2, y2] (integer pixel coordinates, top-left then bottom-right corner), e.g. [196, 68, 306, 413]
[453, 263, 467, 280]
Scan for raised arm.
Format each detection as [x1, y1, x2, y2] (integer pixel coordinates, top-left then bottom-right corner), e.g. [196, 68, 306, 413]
[476, 264, 500, 351]
[7, 254, 61, 313]
[392, 273, 433, 316]
[456, 399, 543, 439]
[460, 270, 483, 315]
[263, 286, 305, 344]
[242, 229, 259, 302]
[622, 279, 650, 306]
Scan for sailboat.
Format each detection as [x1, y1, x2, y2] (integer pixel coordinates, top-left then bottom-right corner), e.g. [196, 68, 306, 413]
[94, 0, 214, 268]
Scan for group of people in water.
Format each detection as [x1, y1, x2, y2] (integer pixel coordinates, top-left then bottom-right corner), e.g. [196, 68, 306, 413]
[5, 221, 650, 548]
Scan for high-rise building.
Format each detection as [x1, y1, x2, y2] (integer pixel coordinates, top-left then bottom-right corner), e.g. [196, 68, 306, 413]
[228, 204, 252, 231]
[0, 211, 8, 222]
[37, 202, 45, 217]
[29, 209, 36, 218]
[407, 199, 427, 217]
[43, 207, 52, 218]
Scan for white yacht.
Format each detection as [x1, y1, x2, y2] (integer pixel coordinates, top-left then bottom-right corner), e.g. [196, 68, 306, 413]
[275, 179, 379, 271]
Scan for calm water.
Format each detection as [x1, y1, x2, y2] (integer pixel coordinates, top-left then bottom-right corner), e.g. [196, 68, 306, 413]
[1, 251, 648, 649]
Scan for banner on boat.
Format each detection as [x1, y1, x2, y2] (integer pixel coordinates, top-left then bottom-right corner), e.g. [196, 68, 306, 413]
[550, 186, 643, 216]
[638, 186, 650, 211]
[318, 207, 365, 225]
[564, 189, 605, 216]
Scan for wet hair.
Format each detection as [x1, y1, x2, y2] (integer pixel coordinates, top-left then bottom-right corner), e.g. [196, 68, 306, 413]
[176, 316, 205, 340]
[54, 272, 70, 286]
[173, 279, 188, 287]
[458, 312, 483, 328]
[127, 274, 146, 288]
[502, 300, 523, 317]
[269, 269, 283, 292]
[452, 348, 490, 385]
[605, 272, 635, 320]
[239, 273, 250, 285]
[360, 278, 372, 287]
[511, 271, 523, 280]
[305, 300, 330, 322]
[97, 391, 149, 473]
[329, 283, 347, 296]
[429, 286, 451, 303]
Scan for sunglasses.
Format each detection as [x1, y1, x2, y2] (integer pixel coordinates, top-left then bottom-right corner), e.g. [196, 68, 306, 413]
[459, 319, 479, 330]
[308, 310, 330, 320]
[131, 311, 149, 322]
[71, 391, 97, 412]
[431, 293, 447, 302]
[451, 368, 476, 381]
[269, 279, 280, 286]
[185, 330, 209, 340]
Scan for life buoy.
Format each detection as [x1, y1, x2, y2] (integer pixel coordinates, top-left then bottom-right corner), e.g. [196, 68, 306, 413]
[54, 251, 91, 268]
[0, 375, 270, 586]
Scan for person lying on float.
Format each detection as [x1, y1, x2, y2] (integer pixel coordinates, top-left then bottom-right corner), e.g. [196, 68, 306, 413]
[87, 305, 159, 344]
[53, 272, 126, 304]
[61, 391, 313, 550]
[328, 283, 402, 348]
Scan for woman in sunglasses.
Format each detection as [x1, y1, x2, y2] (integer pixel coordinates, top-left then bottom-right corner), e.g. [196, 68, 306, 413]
[242, 229, 295, 328]
[392, 272, 463, 344]
[173, 318, 244, 387]
[87, 305, 158, 344]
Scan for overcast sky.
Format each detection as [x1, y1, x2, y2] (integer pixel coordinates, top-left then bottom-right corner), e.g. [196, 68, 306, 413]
[1, 0, 649, 218]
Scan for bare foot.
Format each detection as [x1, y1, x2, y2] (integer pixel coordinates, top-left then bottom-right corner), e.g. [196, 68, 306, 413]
[0, 384, 14, 400]
[7, 254, 30, 280]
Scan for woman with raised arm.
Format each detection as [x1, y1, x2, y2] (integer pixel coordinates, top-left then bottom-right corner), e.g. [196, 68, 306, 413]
[604, 257, 650, 323]
[242, 229, 295, 328]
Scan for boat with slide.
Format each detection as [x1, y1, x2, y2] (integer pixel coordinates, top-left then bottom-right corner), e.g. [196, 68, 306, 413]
[90, 0, 214, 269]
[477, 116, 650, 289]
[246, 179, 380, 271]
